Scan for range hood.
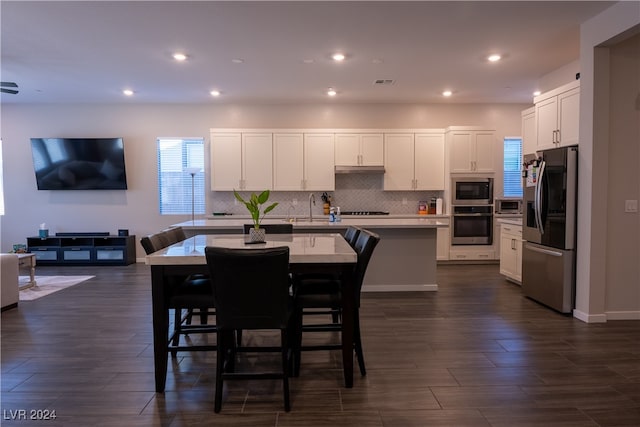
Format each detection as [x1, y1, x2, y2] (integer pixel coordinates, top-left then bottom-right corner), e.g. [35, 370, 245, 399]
[335, 165, 385, 174]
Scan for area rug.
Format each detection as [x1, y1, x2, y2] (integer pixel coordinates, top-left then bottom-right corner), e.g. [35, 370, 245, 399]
[18, 276, 94, 301]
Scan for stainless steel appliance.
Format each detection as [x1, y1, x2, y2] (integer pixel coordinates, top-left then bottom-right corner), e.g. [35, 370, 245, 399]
[522, 146, 578, 313]
[452, 177, 493, 205]
[451, 205, 493, 245]
[495, 198, 522, 215]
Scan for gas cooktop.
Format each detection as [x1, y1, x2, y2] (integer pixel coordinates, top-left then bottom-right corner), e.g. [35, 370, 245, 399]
[341, 211, 390, 216]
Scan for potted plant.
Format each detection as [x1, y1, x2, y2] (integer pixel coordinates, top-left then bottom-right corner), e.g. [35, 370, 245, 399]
[233, 189, 278, 242]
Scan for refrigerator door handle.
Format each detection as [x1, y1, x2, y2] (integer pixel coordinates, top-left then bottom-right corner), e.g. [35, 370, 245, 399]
[525, 243, 562, 257]
[535, 160, 546, 235]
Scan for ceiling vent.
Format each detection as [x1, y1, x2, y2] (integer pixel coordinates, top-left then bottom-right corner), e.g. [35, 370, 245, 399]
[374, 79, 395, 85]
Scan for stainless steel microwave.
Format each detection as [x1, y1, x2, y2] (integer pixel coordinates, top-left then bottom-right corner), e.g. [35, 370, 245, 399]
[452, 177, 493, 205]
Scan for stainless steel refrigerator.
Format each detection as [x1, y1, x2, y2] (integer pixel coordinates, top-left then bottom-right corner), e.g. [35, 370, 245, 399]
[522, 146, 578, 313]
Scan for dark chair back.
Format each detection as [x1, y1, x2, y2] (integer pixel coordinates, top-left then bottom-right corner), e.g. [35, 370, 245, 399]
[343, 226, 361, 247]
[164, 227, 186, 244]
[205, 246, 292, 330]
[140, 236, 156, 255]
[352, 230, 380, 306]
[243, 223, 293, 234]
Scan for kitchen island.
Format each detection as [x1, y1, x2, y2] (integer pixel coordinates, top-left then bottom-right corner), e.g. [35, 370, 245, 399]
[172, 216, 449, 292]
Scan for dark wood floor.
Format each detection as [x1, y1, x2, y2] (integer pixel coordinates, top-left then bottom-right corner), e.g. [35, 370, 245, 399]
[2, 263, 639, 426]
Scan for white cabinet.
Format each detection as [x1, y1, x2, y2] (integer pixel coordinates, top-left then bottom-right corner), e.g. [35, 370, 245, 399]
[521, 107, 536, 155]
[449, 248, 496, 261]
[335, 133, 384, 166]
[447, 127, 495, 173]
[499, 223, 522, 283]
[210, 132, 273, 191]
[273, 133, 335, 191]
[437, 227, 450, 261]
[534, 80, 580, 151]
[383, 131, 445, 191]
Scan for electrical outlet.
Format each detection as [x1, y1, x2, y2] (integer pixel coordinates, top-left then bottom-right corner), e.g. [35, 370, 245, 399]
[625, 199, 638, 213]
[402, 198, 407, 205]
[234, 198, 238, 206]
[292, 199, 298, 206]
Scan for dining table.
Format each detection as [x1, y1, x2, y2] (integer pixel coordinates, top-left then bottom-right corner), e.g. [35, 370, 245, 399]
[145, 233, 358, 392]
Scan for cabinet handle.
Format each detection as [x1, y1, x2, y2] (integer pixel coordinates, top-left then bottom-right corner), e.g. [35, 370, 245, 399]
[556, 129, 561, 143]
[511, 239, 516, 250]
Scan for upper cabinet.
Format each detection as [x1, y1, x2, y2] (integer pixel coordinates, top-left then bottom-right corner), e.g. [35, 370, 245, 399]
[210, 132, 273, 191]
[335, 133, 384, 166]
[534, 80, 580, 151]
[383, 131, 445, 191]
[521, 107, 536, 155]
[273, 133, 335, 191]
[447, 127, 495, 173]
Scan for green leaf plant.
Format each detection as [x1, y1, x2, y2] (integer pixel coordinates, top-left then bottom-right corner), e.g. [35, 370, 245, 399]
[233, 189, 279, 230]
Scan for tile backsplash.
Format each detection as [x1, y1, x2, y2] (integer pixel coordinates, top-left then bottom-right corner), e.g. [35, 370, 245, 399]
[208, 174, 444, 216]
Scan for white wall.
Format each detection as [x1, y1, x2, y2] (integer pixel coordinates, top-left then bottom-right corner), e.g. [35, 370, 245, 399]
[604, 33, 640, 318]
[1, 102, 525, 257]
[576, 1, 640, 322]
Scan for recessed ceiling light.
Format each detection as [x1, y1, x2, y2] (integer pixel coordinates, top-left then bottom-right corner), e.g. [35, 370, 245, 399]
[302, 59, 315, 64]
[172, 52, 188, 61]
[123, 89, 134, 96]
[442, 90, 452, 97]
[210, 90, 221, 97]
[533, 90, 541, 96]
[372, 58, 384, 64]
[327, 88, 337, 96]
[487, 54, 502, 62]
[231, 58, 244, 64]
[332, 53, 345, 61]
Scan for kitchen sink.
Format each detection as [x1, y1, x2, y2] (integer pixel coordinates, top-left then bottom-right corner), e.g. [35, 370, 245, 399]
[282, 218, 329, 223]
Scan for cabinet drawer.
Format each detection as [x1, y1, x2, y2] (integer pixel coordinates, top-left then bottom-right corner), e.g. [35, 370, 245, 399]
[62, 249, 92, 261]
[96, 248, 125, 261]
[30, 248, 59, 261]
[450, 249, 496, 260]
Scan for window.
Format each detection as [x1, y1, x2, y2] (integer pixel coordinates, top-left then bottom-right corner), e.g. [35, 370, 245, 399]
[157, 138, 205, 215]
[503, 137, 523, 198]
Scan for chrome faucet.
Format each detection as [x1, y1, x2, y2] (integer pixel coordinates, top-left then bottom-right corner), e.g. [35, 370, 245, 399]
[308, 193, 316, 221]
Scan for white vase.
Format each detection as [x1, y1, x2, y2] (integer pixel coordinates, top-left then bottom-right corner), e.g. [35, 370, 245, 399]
[249, 227, 266, 243]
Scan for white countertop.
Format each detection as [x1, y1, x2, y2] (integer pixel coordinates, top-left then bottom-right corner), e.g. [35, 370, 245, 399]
[176, 216, 449, 230]
[146, 233, 357, 265]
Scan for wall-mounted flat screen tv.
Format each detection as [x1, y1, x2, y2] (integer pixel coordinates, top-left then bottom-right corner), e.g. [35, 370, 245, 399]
[30, 138, 128, 190]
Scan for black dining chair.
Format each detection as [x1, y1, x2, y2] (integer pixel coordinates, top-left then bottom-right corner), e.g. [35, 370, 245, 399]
[292, 228, 380, 377]
[141, 233, 216, 357]
[242, 223, 293, 235]
[205, 246, 294, 413]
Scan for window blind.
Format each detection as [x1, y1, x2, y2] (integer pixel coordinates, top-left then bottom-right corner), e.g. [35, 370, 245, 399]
[157, 138, 205, 215]
[503, 137, 523, 198]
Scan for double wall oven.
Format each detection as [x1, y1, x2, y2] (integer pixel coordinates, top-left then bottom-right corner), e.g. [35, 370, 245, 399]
[451, 177, 494, 245]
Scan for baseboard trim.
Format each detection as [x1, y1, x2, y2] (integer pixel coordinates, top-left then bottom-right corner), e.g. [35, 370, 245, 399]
[573, 309, 607, 323]
[605, 310, 640, 320]
[362, 284, 438, 292]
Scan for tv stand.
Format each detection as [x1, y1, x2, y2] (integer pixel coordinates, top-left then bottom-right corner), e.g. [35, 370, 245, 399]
[27, 234, 136, 266]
